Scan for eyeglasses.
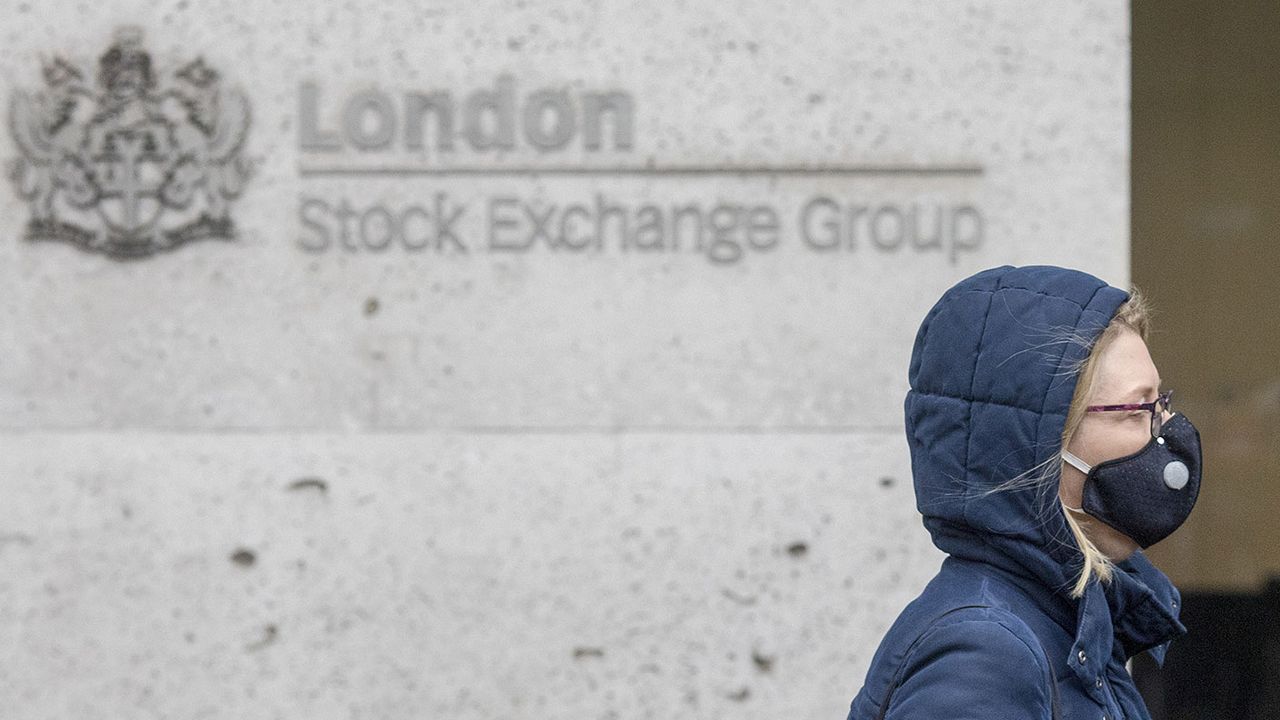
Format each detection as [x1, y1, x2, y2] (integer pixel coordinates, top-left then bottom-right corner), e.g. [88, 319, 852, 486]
[1086, 389, 1174, 438]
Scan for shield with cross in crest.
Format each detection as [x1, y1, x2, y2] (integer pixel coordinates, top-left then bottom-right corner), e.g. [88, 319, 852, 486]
[89, 118, 175, 243]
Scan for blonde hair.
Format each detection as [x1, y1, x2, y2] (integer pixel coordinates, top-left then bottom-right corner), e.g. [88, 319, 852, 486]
[1058, 286, 1153, 597]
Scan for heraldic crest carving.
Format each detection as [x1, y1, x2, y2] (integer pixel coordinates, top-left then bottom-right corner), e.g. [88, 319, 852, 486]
[6, 26, 254, 259]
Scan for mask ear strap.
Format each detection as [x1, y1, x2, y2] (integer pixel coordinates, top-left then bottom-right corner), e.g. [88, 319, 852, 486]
[1061, 449, 1092, 475]
[1059, 450, 1090, 514]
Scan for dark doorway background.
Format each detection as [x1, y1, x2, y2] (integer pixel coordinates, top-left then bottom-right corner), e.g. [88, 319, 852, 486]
[1131, 1, 1280, 716]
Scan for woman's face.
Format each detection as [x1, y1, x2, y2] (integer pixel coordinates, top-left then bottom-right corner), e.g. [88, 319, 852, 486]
[1059, 327, 1173, 561]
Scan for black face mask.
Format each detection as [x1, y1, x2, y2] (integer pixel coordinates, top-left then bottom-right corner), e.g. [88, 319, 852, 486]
[1061, 412, 1203, 548]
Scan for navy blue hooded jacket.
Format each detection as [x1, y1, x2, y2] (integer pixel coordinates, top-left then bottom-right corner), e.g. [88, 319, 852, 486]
[845, 265, 1188, 720]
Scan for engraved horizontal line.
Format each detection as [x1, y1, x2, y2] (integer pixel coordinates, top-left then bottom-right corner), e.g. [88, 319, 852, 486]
[297, 164, 984, 178]
[0, 424, 901, 435]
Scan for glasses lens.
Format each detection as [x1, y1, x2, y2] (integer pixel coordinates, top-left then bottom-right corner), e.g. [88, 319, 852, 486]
[1152, 390, 1172, 437]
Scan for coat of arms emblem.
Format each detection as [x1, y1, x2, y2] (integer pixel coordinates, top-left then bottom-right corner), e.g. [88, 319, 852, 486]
[6, 26, 253, 259]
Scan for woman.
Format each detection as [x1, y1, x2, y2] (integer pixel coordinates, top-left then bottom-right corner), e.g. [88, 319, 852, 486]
[845, 265, 1201, 720]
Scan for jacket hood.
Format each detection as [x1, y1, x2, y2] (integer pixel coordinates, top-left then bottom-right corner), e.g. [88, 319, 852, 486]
[904, 264, 1187, 669]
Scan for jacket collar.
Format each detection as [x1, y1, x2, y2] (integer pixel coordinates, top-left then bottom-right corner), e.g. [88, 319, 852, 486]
[1103, 549, 1187, 666]
[1053, 548, 1187, 708]
[956, 531, 1186, 675]
[1028, 544, 1186, 678]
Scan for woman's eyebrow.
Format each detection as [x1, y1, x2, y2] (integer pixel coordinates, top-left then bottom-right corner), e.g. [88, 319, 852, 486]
[1128, 377, 1163, 400]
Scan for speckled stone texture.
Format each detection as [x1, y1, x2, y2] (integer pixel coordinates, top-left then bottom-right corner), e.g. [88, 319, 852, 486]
[0, 1, 1128, 718]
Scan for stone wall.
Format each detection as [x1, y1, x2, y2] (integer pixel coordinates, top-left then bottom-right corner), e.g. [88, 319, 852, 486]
[0, 2, 1129, 717]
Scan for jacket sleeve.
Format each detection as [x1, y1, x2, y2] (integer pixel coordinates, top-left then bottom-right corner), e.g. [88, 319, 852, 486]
[882, 617, 1054, 720]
